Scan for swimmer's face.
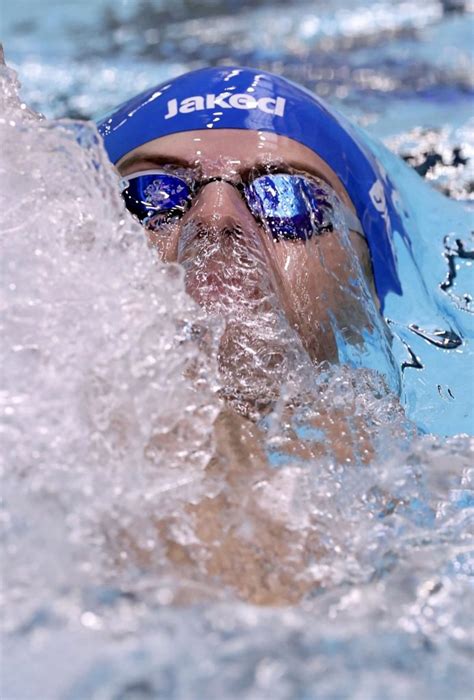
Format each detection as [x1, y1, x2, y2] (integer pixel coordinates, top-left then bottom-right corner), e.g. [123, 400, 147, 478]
[117, 130, 378, 362]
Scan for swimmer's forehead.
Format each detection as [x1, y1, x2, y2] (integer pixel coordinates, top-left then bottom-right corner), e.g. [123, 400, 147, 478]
[116, 129, 355, 211]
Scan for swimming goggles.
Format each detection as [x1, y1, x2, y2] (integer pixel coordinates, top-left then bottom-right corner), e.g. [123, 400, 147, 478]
[119, 170, 365, 241]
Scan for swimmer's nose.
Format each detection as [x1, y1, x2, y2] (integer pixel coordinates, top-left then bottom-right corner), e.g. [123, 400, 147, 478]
[182, 180, 258, 233]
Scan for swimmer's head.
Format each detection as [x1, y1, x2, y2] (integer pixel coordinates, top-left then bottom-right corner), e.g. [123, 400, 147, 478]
[97, 67, 404, 362]
[98, 67, 404, 301]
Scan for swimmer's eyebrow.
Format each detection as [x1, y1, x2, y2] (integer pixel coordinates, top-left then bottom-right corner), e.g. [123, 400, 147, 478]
[118, 153, 195, 173]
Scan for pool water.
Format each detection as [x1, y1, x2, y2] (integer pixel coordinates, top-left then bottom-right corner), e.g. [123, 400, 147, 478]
[1, 1, 473, 698]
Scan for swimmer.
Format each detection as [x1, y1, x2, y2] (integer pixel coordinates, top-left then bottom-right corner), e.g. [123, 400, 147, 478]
[98, 67, 405, 368]
[97, 68, 410, 603]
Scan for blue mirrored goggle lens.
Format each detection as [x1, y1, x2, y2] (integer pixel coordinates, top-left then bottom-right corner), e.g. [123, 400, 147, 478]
[120, 172, 192, 222]
[120, 171, 334, 240]
[245, 174, 333, 241]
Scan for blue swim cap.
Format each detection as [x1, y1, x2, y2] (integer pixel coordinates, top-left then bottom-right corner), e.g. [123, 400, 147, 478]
[97, 66, 406, 303]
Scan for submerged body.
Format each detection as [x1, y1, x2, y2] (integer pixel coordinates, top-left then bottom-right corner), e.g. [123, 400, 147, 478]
[94, 67, 431, 602]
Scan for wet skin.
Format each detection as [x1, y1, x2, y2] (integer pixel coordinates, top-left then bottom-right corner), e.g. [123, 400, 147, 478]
[117, 129, 379, 363]
[115, 130, 388, 603]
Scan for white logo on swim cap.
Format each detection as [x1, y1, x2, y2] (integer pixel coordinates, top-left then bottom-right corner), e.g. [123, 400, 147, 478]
[369, 180, 390, 229]
[164, 93, 286, 120]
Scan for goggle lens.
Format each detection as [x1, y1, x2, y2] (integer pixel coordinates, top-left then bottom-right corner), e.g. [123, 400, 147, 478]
[245, 174, 332, 241]
[120, 171, 192, 225]
[120, 171, 345, 241]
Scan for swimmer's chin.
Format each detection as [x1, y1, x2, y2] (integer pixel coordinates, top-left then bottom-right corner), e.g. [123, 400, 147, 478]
[184, 278, 263, 312]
